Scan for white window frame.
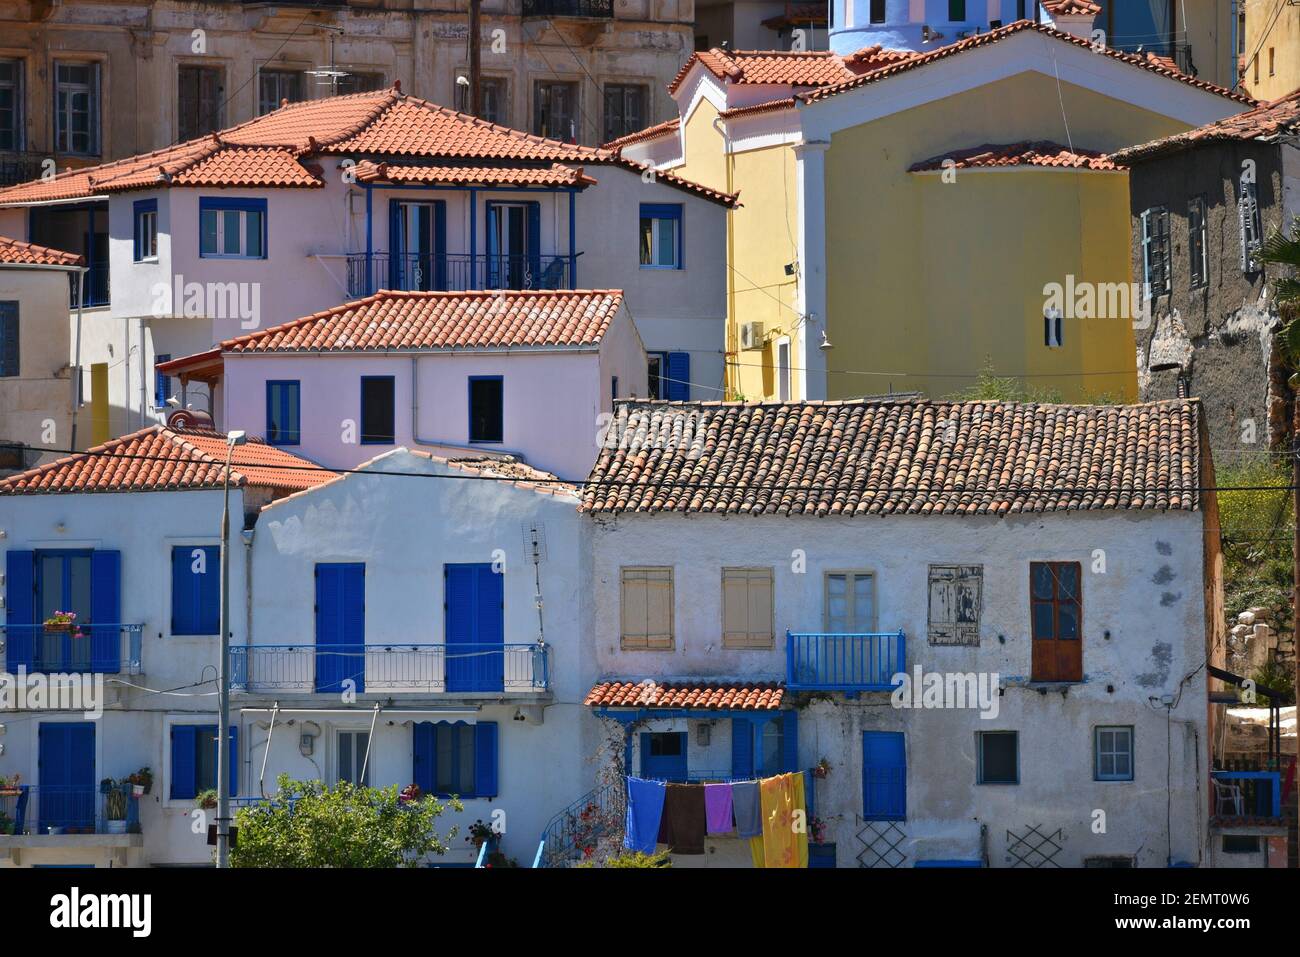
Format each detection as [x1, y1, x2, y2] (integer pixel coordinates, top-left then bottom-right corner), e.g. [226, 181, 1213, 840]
[200, 206, 264, 259]
[54, 60, 100, 156]
[776, 336, 791, 401]
[823, 570, 876, 633]
[1140, 206, 1170, 297]
[1094, 725, 1134, 782]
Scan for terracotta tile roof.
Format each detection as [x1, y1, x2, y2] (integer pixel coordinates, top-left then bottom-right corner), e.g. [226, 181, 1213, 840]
[0, 426, 335, 496]
[1111, 87, 1300, 164]
[438, 454, 577, 497]
[669, 48, 864, 95]
[602, 117, 680, 152]
[187, 289, 624, 357]
[613, 157, 740, 206]
[352, 159, 596, 188]
[909, 141, 1120, 172]
[720, 97, 798, 120]
[583, 398, 1203, 517]
[798, 21, 1253, 106]
[0, 88, 734, 208]
[1041, 0, 1101, 14]
[0, 235, 83, 266]
[584, 680, 785, 711]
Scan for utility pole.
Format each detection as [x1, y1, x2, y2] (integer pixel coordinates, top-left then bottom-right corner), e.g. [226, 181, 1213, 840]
[216, 430, 246, 868]
[468, 0, 482, 118]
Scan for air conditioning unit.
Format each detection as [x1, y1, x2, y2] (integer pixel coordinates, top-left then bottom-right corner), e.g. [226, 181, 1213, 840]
[740, 321, 764, 350]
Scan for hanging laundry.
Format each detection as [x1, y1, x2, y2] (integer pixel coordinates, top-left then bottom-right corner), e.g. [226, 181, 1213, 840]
[704, 782, 734, 834]
[657, 782, 706, 854]
[731, 779, 762, 838]
[624, 777, 667, 854]
[760, 772, 808, 868]
[792, 772, 809, 869]
[749, 834, 765, 868]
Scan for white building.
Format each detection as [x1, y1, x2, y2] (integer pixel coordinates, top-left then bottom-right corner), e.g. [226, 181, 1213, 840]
[0, 89, 733, 447]
[159, 288, 648, 480]
[577, 397, 1228, 868]
[0, 424, 334, 867]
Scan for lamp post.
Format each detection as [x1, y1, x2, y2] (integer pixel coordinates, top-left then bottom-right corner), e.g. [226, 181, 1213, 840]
[217, 430, 246, 868]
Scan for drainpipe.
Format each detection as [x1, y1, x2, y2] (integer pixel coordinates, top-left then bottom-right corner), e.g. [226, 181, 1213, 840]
[409, 355, 531, 460]
[70, 267, 85, 450]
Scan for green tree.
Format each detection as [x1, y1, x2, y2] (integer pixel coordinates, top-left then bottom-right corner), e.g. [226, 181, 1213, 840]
[230, 775, 462, 868]
[1259, 221, 1300, 358]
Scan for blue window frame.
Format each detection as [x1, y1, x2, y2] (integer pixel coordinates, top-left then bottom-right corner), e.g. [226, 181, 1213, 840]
[154, 353, 172, 407]
[862, 731, 906, 820]
[0, 300, 17, 377]
[171, 545, 218, 636]
[1094, 726, 1134, 781]
[133, 198, 157, 261]
[199, 197, 266, 259]
[265, 379, 300, 446]
[170, 724, 238, 799]
[359, 375, 395, 445]
[468, 375, 503, 443]
[412, 721, 498, 799]
[639, 203, 683, 269]
[647, 350, 690, 400]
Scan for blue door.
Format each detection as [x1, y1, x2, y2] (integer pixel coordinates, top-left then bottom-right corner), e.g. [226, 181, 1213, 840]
[315, 563, 365, 694]
[38, 723, 95, 833]
[444, 564, 504, 693]
[640, 732, 688, 782]
[862, 731, 906, 820]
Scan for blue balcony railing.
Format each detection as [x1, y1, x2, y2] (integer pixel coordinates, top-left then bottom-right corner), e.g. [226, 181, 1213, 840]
[230, 641, 550, 695]
[346, 252, 576, 298]
[0, 624, 143, 675]
[1211, 771, 1282, 819]
[536, 780, 625, 868]
[0, 784, 141, 836]
[785, 630, 905, 693]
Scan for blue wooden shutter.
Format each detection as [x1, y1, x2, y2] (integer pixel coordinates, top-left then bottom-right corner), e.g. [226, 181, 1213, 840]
[474, 721, 498, 799]
[5, 550, 35, 672]
[433, 201, 447, 289]
[412, 722, 435, 793]
[862, 731, 906, 821]
[388, 198, 402, 289]
[228, 725, 239, 796]
[731, 719, 753, 778]
[665, 351, 690, 401]
[485, 204, 500, 287]
[782, 710, 799, 773]
[90, 550, 121, 673]
[171, 725, 197, 799]
[526, 202, 541, 286]
[171, 546, 198, 634]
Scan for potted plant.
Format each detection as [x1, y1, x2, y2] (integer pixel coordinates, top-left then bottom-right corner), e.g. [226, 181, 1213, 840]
[0, 773, 21, 797]
[104, 783, 128, 834]
[194, 788, 218, 811]
[44, 610, 77, 633]
[128, 767, 153, 797]
[813, 757, 832, 779]
[466, 818, 497, 851]
[809, 815, 828, 844]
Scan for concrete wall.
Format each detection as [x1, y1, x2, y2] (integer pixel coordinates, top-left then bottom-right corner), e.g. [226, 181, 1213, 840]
[0, 266, 76, 470]
[587, 508, 1213, 866]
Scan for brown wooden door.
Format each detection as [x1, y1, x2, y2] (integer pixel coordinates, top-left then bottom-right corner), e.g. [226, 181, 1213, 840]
[1030, 562, 1082, 682]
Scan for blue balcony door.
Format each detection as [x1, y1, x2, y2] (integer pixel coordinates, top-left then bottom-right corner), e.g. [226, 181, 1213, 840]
[444, 563, 503, 693]
[862, 731, 906, 821]
[38, 723, 95, 833]
[389, 199, 446, 291]
[315, 563, 365, 694]
[486, 202, 540, 288]
[31, 550, 120, 674]
[640, 732, 688, 782]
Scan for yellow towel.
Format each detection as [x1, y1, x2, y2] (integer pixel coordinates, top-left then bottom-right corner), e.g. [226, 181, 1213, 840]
[760, 772, 808, 868]
[749, 835, 765, 868]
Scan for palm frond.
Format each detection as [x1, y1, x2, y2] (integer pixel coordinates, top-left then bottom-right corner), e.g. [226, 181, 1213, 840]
[1274, 277, 1300, 306]
[1259, 229, 1300, 269]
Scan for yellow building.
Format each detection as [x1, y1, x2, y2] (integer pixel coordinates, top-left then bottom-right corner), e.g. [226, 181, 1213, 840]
[1242, 0, 1300, 101]
[611, 19, 1252, 402]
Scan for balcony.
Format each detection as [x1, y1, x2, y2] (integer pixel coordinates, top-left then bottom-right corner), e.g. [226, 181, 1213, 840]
[522, 0, 613, 17]
[1211, 770, 1283, 823]
[230, 642, 550, 695]
[346, 252, 577, 298]
[0, 785, 142, 840]
[68, 267, 110, 309]
[0, 624, 143, 675]
[785, 630, 905, 694]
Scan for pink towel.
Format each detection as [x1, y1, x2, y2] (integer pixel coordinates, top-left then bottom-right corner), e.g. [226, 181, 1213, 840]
[704, 782, 734, 834]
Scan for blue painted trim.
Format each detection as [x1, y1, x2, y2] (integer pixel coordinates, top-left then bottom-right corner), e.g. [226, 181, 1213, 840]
[199, 196, 268, 260]
[358, 375, 395, 445]
[467, 374, 503, 444]
[469, 187, 478, 290]
[639, 202, 683, 270]
[132, 198, 157, 262]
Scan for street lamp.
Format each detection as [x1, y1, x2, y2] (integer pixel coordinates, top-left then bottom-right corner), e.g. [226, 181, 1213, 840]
[217, 430, 246, 868]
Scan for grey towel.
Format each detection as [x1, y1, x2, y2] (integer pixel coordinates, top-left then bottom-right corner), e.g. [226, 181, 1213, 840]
[731, 780, 762, 838]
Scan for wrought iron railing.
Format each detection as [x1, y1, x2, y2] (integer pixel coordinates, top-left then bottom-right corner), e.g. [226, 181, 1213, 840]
[346, 252, 576, 297]
[536, 780, 625, 867]
[522, 0, 614, 17]
[68, 265, 109, 308]
[786, 630, 905, 692]
[1211, 770, 1282, 819]
[229, 641, 550, 694]
[0, 624, 143, 675]
[0, 784, 142, 836]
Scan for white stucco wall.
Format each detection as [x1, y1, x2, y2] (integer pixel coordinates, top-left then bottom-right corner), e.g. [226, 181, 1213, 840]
[587, 508, 1213, 867]
[0, 266, 77, 468]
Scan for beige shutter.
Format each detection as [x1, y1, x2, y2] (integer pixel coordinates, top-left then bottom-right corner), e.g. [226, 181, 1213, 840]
[723, 568, 773, 649]
[622, 567, 673, 650]
[621, 568, 649, 650]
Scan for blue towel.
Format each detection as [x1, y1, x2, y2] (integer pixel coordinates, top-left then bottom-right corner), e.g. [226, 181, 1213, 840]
[731, 780, 762, 838]
[624, 777, 667, 853]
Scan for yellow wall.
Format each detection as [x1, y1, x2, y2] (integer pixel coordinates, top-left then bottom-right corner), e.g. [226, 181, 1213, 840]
[820, 71, 1193, 403]
[1243, 0, 1300, 101]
